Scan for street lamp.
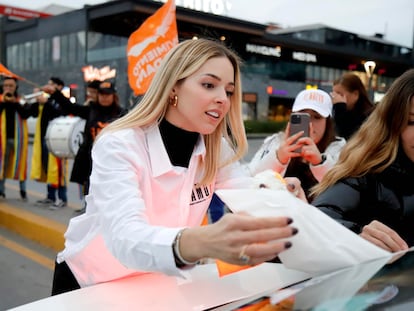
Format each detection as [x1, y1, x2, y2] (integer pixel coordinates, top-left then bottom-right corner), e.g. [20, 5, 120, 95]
[364, 60, 376, 102]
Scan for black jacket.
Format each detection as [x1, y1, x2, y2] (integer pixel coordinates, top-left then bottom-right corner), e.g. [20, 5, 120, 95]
[0, 98, 36, 138]
[333, 101, 371, 140]
[31, 95, 68, 140]
[312, 149, 414, 246]
[50, 92, 127, 187]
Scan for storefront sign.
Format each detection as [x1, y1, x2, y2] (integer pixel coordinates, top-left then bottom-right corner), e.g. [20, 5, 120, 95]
[292, 51, 317, 62]
[82, 65, 117, 82]
[242, 92, 257, 103]
[154, 0, 232, 15]
[246, 44, 282, 57]
[0, 5, 51, 20]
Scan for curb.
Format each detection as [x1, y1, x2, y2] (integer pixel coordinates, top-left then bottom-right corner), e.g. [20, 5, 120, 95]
[246, 133, 268, 139]
[0, 202, 66, 252]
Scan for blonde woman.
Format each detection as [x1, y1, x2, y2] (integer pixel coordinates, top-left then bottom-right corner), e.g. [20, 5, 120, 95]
[51, 39, 299, 295]
[312, 69, 414, 253]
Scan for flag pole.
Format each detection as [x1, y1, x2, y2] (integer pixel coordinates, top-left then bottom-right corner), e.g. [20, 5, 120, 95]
[20, 78, 41, 88]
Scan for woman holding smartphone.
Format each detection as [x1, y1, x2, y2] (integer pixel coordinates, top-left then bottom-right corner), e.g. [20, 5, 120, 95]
[248, 89, 346, 200]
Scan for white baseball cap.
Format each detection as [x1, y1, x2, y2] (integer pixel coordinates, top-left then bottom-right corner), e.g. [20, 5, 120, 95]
[292, 89, 333, 117]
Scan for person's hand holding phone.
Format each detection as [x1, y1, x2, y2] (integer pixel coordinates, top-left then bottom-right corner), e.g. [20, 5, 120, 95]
[277, 112, 325, 166]
[276, 125, 306, 165]
[298, 129, 324, 165]
[289, 112, 310, 153]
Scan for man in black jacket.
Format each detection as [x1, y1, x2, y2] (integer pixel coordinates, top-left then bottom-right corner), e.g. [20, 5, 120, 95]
[31, 77, 69, 209]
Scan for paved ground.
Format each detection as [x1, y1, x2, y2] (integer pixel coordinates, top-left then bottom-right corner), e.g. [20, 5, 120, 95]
[0, 184, 79, 252]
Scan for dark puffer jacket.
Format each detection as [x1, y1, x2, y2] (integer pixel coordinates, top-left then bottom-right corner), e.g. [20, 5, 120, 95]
[312, 149, 414, 246]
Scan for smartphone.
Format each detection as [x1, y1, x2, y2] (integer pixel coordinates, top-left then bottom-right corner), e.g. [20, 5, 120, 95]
[289, 112, 310, 152]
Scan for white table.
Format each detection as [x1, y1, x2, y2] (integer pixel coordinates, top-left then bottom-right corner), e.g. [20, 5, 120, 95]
[9, 263, 311, 311]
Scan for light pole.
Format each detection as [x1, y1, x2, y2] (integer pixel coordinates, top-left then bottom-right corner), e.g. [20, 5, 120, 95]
[364, 60, 376, 102]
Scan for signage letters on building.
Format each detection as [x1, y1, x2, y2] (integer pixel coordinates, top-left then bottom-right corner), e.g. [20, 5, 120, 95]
[292, 51, 317, 63]
[246, 44, 282, 57]
[82, 65, 117, 82]
[0, 5, 51, 20]
[154, 0, 232, 16]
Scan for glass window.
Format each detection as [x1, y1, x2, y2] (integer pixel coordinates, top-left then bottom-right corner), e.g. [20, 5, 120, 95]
[76, 31, 86, 63]
[17, 43, 24, 71]
[45, 38, 52, 67]
[320, 66, 328, 83]
[313, 66, 321, 81]
[242, 55, 306, 82]
[52, 36, 61, 65]
[68, 33, 77, 64]
[87, 32, 128, 62]
[61, 34, 69, 65]
[39, 39, 45, 67]
[31, 41, 39, 70]
[7, 45, 18, 69]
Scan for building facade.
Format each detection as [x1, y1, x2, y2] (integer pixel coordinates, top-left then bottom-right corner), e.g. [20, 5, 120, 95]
[1, 0, 413, 120]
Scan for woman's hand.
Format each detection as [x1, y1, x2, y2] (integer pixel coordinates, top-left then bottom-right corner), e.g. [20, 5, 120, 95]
[360, 220, 409, 252]
[33, 88, 48, 104]
[180, 213, 298, 266]
[284, 177, 307, 202]
[299, 135, 322, 165]
[41, 84, 57, 95]
[276, 124, 304, 164]
[280, 123, 322, 166]
[330, 91, 346, 105]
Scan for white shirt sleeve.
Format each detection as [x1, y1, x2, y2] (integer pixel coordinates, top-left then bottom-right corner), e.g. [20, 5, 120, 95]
[88, 130, 184, 276]
[246, 132, 288, 176]
[310, 137, 346, 181]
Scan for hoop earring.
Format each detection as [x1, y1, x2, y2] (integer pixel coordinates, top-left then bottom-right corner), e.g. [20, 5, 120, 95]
[171, 95, 178, 107]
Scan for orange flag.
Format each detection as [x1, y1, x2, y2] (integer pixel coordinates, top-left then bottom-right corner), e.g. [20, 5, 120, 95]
[127, 0, 178, 96]
[0, 63, 24, 80]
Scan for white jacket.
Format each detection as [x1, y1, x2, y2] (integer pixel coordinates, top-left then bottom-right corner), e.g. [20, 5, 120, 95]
[57, 125, 251, 287]
[247, 132, 346, 182]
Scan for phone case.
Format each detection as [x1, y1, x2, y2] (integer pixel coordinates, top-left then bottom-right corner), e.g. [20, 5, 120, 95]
[289, 112, 310, 137]
[289, 112, 310, 152]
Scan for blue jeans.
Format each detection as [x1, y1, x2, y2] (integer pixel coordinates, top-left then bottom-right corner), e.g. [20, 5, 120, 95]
[0, 179, 26, 194]
[47, 184, 67, 203]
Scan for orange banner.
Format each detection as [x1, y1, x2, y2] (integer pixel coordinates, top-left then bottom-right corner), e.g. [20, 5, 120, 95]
[127, 0, 178, 96]
[0, 63, 24, 80]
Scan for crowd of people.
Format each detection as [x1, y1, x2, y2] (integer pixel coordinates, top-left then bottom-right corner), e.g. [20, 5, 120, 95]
[43, 80, 127, 213]
[1, 38, 412, 297]
[0, 76, 124, 212]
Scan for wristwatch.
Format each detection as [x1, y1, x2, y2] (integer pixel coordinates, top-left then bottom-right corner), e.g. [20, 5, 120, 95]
[320, 154, 327, 164]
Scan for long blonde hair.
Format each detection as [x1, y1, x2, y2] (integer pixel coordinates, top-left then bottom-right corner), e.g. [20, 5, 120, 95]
[312, 68, 414, 196]
[99, 38, 247, 185]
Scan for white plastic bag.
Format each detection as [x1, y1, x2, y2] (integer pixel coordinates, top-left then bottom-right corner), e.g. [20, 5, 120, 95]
[216, 188, 391, 275]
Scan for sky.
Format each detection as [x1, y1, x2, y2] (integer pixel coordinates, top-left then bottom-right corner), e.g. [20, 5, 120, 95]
[3, 0, 414, 48]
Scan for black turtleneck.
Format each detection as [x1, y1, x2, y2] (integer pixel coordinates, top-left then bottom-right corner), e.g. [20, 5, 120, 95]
[159, 119, 199, 168]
